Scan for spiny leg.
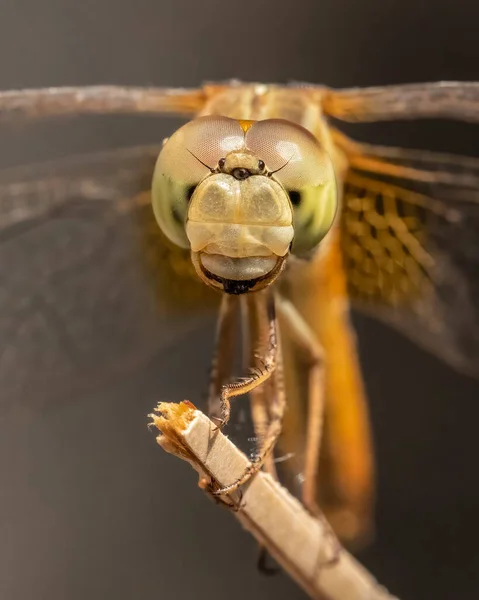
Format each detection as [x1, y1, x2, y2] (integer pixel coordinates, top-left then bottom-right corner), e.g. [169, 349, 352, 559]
[214, 290, 278, 430]
[208, 294, 282, 572]
[277, 297, 340, 566]
[241, 295, 281, 575]
[207, 294, 239, 420]
[248, 377, 283, 576]
[285, 233, 375, 546]
[249, 377, 284, 576]
[213, 356, 285, 495]
[248, 378, 279, 480]
[213, 292, 286, 495]
[201, 295, 243, 511]
[276, 297, 325, 516]
[240, 293, 279, 481]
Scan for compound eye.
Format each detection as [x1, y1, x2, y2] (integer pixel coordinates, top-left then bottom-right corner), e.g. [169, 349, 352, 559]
[245, 119, 333, 188]
[245, 119, 338, 255]
[152, 116, 245, 247]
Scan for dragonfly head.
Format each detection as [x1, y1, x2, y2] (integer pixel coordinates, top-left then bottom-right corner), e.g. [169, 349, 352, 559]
[152, 115, 338, 294]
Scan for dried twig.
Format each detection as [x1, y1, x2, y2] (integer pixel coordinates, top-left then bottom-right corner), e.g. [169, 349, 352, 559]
[150, 401, 399, 600]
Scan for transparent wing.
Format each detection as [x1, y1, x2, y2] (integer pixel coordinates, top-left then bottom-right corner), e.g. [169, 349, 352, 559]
[5, 82, 479, 124]
[333, 131, 479, 375]
[0, 85, 205, 121]
[322, 81, 479, 123]
[0, 145, 218, 417]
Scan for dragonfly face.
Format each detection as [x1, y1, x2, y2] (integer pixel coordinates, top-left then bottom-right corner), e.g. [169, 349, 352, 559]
[152, 115, 338, 294]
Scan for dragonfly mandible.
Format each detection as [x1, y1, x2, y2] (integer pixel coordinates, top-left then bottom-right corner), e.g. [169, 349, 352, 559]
[1, 80, 479, 546]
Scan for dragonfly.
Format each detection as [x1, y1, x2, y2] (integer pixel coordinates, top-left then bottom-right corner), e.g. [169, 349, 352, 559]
[1, 81, 479, 547]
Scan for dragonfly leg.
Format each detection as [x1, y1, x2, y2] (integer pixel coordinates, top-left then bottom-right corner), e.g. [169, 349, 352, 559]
[251, 377, 285, 576]
[212, 359, 285, 495]
[274, 298, 344, 566]
[213, 293, 286, 495]
[242, 296, 282, 573]
[207, 294, 239, 420]
[276, 297, 325, 516]
[283, 235, 376, 546]
[240, 293, 279, 481]
[213, 293, 278, 430]
[209, 294, 282, 568]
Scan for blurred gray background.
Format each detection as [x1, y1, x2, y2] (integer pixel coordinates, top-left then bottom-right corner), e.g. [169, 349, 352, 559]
[1, 1, 479, 599]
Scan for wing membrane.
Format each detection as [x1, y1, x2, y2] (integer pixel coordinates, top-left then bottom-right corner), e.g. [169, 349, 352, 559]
[0, 146, 218, 416]
[336, 136, 479, 374]
[323, 81, 479, 123]
[0, 86, 205, 121]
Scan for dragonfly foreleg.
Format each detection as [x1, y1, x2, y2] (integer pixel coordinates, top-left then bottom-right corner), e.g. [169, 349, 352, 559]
[212, 337, 285, 495]
[207, 294, 239, 420]
[212, 293, 286, 495]
[212, 293, 278, 430]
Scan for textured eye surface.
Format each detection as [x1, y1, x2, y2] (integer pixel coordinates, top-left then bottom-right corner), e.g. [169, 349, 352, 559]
[246, 119, 338, 256]
[152, 116, 245, 247]
[245, 119, 333, 188]
[152, 116, 337, 256]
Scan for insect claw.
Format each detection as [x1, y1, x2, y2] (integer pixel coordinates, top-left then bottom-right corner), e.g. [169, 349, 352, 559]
[230, 488, 245, 511]
[210, 415, 226, 431]
[211, 481, 239, 496]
